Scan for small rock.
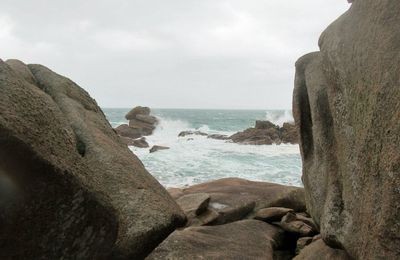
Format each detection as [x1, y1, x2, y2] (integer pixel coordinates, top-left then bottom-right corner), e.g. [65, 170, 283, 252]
[255, 207, 294, 222]
[207, 134, 230, 140]
[178, 130, 208, 137]
[189, 208, 219, 227]
[131, 137, 149, 148]
[114, 124, 142, 139]
[125, 106, 150, 120]
[149, 145, 170, 153]
[296, 237, 313, 255]
[276, 212, 317, 236]
[176, 193, 210, 217]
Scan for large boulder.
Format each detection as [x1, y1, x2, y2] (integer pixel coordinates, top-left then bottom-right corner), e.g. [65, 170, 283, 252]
[125, 106, 150, 120]
[170, 178, 306, 225]
[0, 59, 185, 259]
[293, 1, 400, 259]
[146, 220, 285, 260]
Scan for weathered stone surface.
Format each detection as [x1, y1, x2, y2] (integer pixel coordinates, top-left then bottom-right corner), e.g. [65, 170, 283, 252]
[146, 220, 285, 260]
[125, 106, 150, 120]
[255, 207, 294, 222]
[189, 208, 219, 227]
[149, 145, 170, 153]
[115, 124, 142, 139]
[136, 114, 158, 125]
[173, 178, 305, 225]
[128, 119, 156, 136]
[294, 240, 351, 260]
[5, 59, 36, 85]
[167, 188, 184, 200]
[295, 237, 313, 255]
[276, 212, 316, 237]
[119, 136, 149, 148]
[293, 1, 400, 258]
[176, 193, 210, 218]
[0, 59, 185, 259]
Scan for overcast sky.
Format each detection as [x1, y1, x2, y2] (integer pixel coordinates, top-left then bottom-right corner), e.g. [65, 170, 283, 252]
[0, 1, 349, 109]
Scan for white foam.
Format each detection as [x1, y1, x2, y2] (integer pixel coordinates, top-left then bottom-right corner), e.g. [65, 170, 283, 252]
[265, 110, 294, 127]
[131, 116, 302, 188]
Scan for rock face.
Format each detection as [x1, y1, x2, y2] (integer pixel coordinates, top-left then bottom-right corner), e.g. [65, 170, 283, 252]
[229, 120, 298, 145]
[0, 59, 185, 259]
[293, 1, 400, 259]
[169, 178, 306, 225]
[147, 220, 285, 260]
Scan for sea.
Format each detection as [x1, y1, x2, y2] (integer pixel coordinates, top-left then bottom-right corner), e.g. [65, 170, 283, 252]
[103, 108, 302, 188]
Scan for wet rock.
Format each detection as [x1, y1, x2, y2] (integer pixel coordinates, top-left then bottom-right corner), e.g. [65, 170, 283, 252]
[255, 207, 294, 222]
[119, 136, 149, 148]
[207, 134, 230, 140]
[0, 60, 185, 259]
[147, 220, 285, 260]
[132, 137, 149, 148]
[230, 120, 298, 145]
[178, 130, 208, 137]
[149, 145, 170, 153]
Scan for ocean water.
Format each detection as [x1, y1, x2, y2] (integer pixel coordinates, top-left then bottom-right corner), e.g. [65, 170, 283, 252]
[103, 108, 302, 188]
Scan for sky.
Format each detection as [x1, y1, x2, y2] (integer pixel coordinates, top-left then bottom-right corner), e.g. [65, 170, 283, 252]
[0, 0, 349, 109]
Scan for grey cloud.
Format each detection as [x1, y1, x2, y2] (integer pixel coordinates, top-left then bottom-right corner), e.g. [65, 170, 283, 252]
[0, 0, 349, 109]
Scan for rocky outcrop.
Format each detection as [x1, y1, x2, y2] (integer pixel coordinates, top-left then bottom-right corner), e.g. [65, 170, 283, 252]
[169, 178, 306, 226]
[293, 1, 400, 259]
[120, 136, 150, 148]
[0, 59, 185, 259]
[149, 145, 170, 153]
[147, 220, 285, 260]
[178, 121, 297, 145]
[178, 130, 208, 137]
[160, 178, 337, 258]
[229, 120, 298, 145]
[126, 106, 158, 136]
[115, 106, 158, 147]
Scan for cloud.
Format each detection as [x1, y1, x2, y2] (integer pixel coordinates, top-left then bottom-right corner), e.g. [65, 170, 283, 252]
[0, 0, 349, 109]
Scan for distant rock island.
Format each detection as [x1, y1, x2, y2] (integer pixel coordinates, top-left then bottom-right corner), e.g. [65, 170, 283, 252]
[178, 120, 298, 145]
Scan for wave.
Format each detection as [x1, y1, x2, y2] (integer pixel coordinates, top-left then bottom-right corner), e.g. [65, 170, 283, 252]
[265, 110, 294, 127]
